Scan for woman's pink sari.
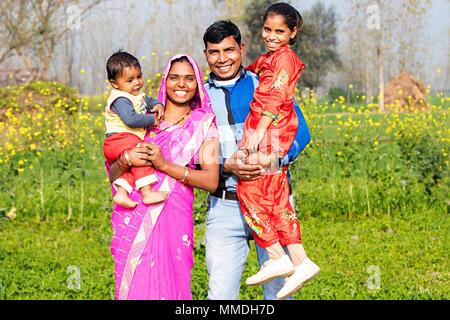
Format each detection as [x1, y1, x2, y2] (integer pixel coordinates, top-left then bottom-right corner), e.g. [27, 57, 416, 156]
[107, 54, 217, 300]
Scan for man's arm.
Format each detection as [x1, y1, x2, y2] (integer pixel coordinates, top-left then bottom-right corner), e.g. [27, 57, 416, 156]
[279, 99, 310, 167]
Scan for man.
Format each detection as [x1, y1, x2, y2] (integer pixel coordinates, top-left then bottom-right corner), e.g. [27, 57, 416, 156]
[202, 20, 311, 300]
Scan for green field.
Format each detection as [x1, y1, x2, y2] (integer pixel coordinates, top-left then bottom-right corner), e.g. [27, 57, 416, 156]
[0, 82, 448, 299]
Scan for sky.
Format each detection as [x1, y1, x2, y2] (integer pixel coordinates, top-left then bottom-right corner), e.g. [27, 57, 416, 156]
[6, 0, 447, 93]
[79, 0, 450, 92]
[292, 0, 449, 88]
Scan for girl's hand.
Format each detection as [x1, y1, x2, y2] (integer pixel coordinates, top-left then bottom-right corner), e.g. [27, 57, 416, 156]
[245, 129, 266, 153]
[145, 142, 169, 171]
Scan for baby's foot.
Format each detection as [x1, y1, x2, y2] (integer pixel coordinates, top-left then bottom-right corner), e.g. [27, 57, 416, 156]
[141, 187, 168, 205]
[113, 189, 138, 208]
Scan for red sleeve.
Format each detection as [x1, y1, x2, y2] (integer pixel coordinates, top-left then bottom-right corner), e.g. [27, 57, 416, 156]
[245, 57, 260, 74]
[256, 52, 303, 116]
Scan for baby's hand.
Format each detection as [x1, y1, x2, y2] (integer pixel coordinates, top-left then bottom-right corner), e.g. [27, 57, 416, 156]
[152, 117, 160, 128]
[151, 104, 164, 120]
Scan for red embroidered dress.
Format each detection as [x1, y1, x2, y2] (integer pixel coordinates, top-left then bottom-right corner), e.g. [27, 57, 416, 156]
[237, 46, 305, 248]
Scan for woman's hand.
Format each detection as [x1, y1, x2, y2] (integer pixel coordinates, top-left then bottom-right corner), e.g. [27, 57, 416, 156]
[128, 142, 155, 166]
[144, 142, 170, 171]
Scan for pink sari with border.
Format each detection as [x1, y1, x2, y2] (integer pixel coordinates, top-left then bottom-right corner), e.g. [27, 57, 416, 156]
[106, 54, 217, 300]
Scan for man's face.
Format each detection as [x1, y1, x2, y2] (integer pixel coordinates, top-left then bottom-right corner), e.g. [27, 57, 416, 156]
[204, 36, 245, 81]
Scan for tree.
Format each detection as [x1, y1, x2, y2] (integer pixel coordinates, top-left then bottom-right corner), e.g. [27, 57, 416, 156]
[375, 0, 385, 111]
[293, 2, 341, 91]
[344, 0, 432, 109]
[0, 0, 103, 82]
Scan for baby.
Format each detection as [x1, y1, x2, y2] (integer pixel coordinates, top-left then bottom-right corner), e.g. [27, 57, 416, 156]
[103, 50, 167, 208]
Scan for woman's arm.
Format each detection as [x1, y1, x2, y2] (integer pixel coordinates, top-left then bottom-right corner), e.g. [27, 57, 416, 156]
[146, 138, 219, 193]
[108, 146, 153, 182]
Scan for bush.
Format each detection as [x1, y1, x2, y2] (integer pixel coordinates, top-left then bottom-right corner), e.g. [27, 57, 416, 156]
[396, 129, 448, 195]
[0, 81, 80, 118]
[327, 87, 366, 104]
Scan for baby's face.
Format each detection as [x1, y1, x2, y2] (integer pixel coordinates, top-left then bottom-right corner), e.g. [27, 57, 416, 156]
[111, 66, 144, 96]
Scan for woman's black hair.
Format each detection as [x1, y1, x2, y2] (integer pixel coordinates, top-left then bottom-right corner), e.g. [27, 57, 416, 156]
[264, 2, 303, 45]
[170, 56, 190, 66]
[203, 20, 241, 49]
[106, 50, 141, 81]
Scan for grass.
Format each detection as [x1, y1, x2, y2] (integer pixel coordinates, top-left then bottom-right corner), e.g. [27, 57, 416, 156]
[0, 82, 448, 300]
[1, 199, 447, 300]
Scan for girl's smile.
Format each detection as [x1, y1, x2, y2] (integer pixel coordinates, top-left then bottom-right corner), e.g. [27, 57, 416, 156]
[262, 14, 298, 53]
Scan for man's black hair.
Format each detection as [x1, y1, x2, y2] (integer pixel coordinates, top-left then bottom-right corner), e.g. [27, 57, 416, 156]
[106, 50, 141, 81]
[203, 20, 241, 49]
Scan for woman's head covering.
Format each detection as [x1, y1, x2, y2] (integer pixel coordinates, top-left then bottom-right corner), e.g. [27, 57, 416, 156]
[157, 54, 213, 113]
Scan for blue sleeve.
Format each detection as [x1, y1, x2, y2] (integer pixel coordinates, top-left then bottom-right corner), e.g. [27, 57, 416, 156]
[145, 96, 163, 113]
[279, 98, 311, 167]
[111, 97, 155, 128]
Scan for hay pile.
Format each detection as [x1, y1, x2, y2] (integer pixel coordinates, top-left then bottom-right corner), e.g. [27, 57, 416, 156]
[384, 72, 429, 111]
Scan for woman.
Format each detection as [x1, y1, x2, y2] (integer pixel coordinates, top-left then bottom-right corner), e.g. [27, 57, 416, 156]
[106, 54, 219, 300]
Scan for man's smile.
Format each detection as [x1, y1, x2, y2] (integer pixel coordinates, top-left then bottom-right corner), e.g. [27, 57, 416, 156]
[216, 64, 233, 72]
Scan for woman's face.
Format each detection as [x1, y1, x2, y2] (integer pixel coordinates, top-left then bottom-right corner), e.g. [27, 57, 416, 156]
[165, 60, 198, 106]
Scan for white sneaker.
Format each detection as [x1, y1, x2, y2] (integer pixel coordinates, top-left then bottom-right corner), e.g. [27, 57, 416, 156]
[276, 258, 320, 299]
[246, 255, 295, 286]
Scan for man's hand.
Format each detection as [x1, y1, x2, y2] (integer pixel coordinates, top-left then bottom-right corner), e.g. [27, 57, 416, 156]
[223, 150, 264, 180]
[245, 151, 278, 169]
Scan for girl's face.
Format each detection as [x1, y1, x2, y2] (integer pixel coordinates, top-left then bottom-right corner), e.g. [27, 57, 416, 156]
[262, 14, 297, 52]
[165, 60, 198, 106]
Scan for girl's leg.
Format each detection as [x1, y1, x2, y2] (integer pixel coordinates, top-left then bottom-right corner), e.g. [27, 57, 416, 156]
[286, 243, 307, 266]
[266, 242, 285, 260]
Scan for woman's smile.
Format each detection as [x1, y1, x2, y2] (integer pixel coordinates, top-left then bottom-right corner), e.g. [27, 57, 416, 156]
[174, 90, 188, 97]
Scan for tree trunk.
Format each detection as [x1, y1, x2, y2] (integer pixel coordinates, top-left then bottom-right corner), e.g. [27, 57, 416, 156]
[376, 0, 384, 112]
[365, 37, 370, 104]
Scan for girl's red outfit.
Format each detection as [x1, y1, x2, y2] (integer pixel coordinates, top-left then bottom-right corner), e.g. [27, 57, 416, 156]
[237, 45, 305, 248]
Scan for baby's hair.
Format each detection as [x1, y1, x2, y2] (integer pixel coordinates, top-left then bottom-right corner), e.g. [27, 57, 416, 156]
[106, 50, 141, 81]
[264, 2, 303, 45]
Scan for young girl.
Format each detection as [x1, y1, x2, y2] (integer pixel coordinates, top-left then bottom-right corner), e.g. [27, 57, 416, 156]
[237, 2, 320, 299]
